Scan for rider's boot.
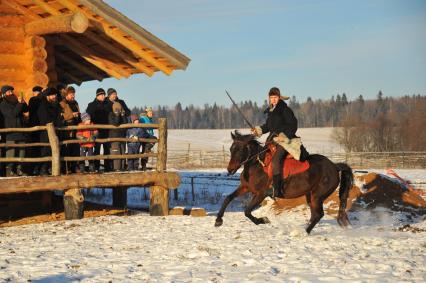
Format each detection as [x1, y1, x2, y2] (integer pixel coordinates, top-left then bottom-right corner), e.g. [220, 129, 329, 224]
[272, 174, 284, 198]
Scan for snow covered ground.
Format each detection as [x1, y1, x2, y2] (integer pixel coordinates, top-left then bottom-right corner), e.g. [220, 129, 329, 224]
[1, 168, 425, 282]
[0, 202, 425, 282]
[168, 127, 344, 153]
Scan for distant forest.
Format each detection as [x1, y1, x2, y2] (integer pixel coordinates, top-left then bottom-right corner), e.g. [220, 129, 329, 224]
[131, 92, 424, 129]
[132, 92, 425, 152]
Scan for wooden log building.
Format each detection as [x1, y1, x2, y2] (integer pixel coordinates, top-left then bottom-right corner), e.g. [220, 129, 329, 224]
[0, 0, 190, 99]
[0, 0, 190, 220]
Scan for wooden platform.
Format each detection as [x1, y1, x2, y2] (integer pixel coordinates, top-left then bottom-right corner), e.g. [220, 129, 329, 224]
[0, 171, 180, 194]
[0, 171, 180, 219]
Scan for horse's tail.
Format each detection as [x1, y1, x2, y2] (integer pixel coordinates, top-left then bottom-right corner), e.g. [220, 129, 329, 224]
[335, 162, 353, 227]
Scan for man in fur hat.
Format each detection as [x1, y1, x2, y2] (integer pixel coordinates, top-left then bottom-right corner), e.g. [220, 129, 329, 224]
[251, 87, 299, 198]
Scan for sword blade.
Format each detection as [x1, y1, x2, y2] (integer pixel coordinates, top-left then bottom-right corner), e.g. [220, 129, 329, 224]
[225, 90, 255, 129]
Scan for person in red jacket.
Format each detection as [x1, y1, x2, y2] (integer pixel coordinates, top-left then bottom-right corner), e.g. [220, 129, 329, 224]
[76, 113, 98, 173]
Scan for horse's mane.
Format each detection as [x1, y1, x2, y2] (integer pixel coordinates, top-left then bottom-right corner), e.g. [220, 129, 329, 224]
[232, 130, 262, 147]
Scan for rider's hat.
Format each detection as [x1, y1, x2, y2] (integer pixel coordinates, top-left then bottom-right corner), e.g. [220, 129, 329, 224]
[268, 87, 289, 100]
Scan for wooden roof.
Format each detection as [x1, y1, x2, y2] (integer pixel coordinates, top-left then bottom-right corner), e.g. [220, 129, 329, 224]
[0, 0, 190, 84]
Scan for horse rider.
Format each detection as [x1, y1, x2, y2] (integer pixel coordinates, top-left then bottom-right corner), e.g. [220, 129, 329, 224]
[251, 87, 299, 198]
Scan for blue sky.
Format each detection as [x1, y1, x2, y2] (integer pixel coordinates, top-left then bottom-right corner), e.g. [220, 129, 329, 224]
[76, 0, 426, 110]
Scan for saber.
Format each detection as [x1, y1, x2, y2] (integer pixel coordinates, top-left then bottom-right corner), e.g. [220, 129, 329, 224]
[225, 90, 255, 129]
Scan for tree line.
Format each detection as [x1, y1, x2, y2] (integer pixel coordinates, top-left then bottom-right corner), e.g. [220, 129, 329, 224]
[132, 92, 425, 152]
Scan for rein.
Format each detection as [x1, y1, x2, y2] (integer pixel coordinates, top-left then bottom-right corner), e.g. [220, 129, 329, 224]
[240, 143, 271, 167]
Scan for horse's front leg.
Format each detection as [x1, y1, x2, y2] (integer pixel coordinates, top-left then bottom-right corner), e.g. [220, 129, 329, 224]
[244, 192, 270, 225]
[215, 185, 246, 227]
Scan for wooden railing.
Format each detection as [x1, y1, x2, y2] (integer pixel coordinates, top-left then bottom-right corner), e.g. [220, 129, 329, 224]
[0, 118, 168, 175]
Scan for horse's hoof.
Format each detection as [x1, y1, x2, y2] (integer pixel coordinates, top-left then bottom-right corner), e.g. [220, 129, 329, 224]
[214, 219, 223, 227]
[260, 217, 271, 224]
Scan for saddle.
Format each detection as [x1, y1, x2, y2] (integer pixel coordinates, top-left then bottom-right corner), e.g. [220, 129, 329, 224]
[262, 143, 310, 178]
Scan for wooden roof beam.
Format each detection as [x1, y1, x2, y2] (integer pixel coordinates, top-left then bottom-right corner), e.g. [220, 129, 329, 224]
[28, 0, 131, 79]
[57, 0, 174, 75]
[2, 0, 40, 19]
[56, 66, 83, 86]
[60, 34, 126, 79]
[85, 32, 155, 77]
[24, 12, 89, 36]
[55, 52, 104, 82]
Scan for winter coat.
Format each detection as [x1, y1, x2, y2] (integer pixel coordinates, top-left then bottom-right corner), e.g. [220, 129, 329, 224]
[86, 99, 110, 125]
[0, 97, 28, 141]
[76, 122, 98, 148]
[108, 111, 126, 138]
[60, 99, 81, 126]
[28, 94, 42, 127]
[139, 115, 154, 137]
[37, 97, 63, 142]
[106, 98, 131, 121]
[126, 127, 146, 147]
[260, 99, 298, 140]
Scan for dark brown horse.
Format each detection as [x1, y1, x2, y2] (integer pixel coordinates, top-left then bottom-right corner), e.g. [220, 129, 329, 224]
[215, 131, 354, 234]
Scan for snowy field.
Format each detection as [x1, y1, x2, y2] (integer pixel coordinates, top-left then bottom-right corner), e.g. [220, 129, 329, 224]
[0, 201, 425, 282]
[0, 128, 424, 282]
[167, 127, 344, 153]
[1, 169, 425, 282]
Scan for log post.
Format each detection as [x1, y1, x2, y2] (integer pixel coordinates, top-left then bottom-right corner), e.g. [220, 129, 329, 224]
[112, 186, 127, 208]
[63, 188, 84, 220]
[46, 123, 60, 176]
[150, 118, 169, 216]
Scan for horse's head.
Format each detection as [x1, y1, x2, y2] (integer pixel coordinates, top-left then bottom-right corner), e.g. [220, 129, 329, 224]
[227, 130, 258, 175]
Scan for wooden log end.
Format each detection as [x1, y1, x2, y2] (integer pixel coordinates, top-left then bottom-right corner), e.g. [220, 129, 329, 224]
[71, 12, 89, 33]
[63, 189, 84, 220]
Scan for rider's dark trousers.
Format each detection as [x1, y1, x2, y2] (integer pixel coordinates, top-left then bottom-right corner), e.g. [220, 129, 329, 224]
[272, 145, 287, 177]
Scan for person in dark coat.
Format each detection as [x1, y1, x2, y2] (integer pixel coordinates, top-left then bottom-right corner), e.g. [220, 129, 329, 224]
[86, 88, 111, 171]
[37, 87, 63, 175]
[109, 101, 127, 171]
[252, 87, 298, 198]
[60, 86, 81, 173]
[27, 85, 43, 175]
[0, 85, 29, 176]
[107, 88, 130, 169]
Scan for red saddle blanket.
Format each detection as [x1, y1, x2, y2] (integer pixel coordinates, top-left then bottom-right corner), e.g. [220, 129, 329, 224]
[263, 144, 310, 178]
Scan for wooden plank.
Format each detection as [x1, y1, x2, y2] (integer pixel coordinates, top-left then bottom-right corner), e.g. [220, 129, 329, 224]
[58, 0, 174, 75]
[60, 137, 158, 145]
[55, 52, 104, 81]
[62, 153, 157, 162]
[56, 123, 159, 130]
[0, 172, 180, 194]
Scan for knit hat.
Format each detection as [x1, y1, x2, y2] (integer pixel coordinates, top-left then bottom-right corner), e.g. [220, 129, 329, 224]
[1, 85, 14, 94]
[145, 106, 153, 112]
[107, 88, 117, 96]
[96, 88, 106, 96]
[81, 112, 91, 122]
[130, 114, 139, 122]
[112, 101, 123, 113]
[32, 86, 43, 92]
[42, 87, 58, 97]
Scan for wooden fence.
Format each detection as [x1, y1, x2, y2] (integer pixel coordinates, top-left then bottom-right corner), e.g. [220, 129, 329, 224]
[0, 118, 176, 218]
[167, 148, 426, 169]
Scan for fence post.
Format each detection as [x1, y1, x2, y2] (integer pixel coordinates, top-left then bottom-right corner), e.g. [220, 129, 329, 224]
[150, 118, 169, 216]
[191, 177, 195, 202]
[186, 143, 191, 166]
[46, 123, 60, 176]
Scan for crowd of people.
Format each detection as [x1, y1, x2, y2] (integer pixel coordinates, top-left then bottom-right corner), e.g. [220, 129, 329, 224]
[0, 84, 156, 177]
